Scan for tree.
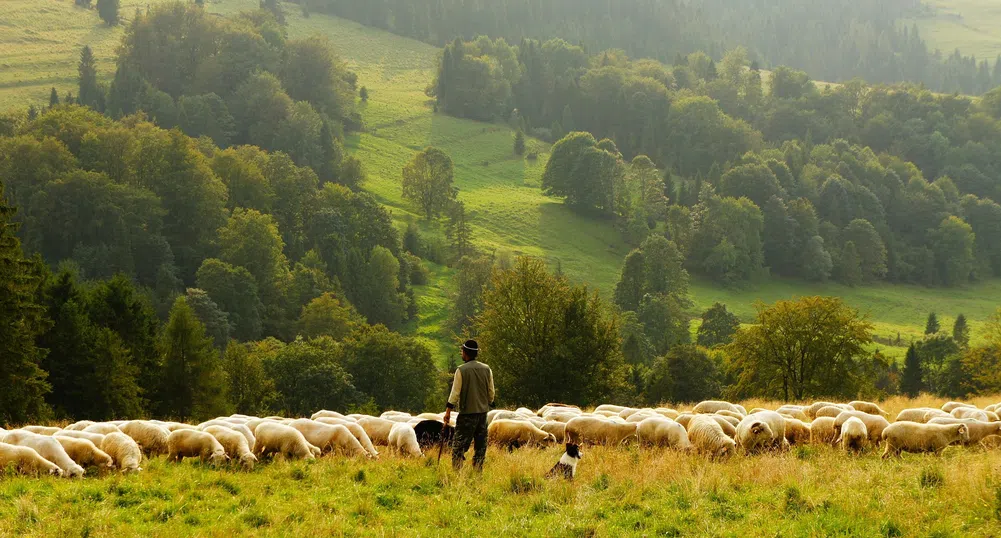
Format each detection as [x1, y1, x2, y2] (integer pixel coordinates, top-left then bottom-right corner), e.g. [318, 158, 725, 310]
[513, 129, 526, 156]
[0, 187, 50, 424]
[901, 344, 923, 397]
[925, 312, 940, 335]
[613, 250, 645, 312]
[838, 241, 863, 286]
[196, 258, 263, 342]
[355, 246, 408, 329]
[444, 201, 472, 259]
[218, 208, 290, 307]
[340, 325, 439, 412]
[931, 216, 975, 286]
[360, 87, 369, 102]
[260, 338, 361, 417]
[160, 296, 230, 420]
[646, 345, 723, 404]
[542, 132, 623, 212]
[49, 88, 60, 108]
[953, 313, 970, 347]
[728, 297, 873, 400]
[696, 302, 740, 348]
[96, 0, 120, 25]
[449, 255, 493, 333]
[476, 257, 627, 407]
[843, 219, 887, 281]
[185, 288, 231, 351]
[402, 147, 456, 219]
[297, 292, 364, 340]
[638, 293, 690, 355]
[222, 342, 274, 415]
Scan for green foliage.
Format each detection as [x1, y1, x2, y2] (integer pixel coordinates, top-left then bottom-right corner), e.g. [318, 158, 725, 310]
[297, 292, 363, 340]
[444, 201, 473, 260]
[160, 296, 231, 420]
[926, 312, 940, 335]
[477, 257, 627, 407]
[953, 314, 970, 347]
[196, 259, 263, 342]
[931, 216, 975, 286]
[185, 288, 231, 351]
[96, 0, 119, 26]
[340, 325, 439, 412]
[222, 342, 275, 415]
[690, 191, 764, 284]
[645, 345, 724, 404]
[901, 344, 923, 397]
[218, 208, 290, 309]
[77, 45, 104, 112]
[696, 302, 740, 348]
[513, 130, 525, 156]
[914, 334, 962, 396]
[542, 132, 623, 212]
[258, 337, 361, 416]
[401, 146, 455, 220]
[449, 255, 493, 334]
[728, 296, 874, 400]
[838, 241, 863, 287]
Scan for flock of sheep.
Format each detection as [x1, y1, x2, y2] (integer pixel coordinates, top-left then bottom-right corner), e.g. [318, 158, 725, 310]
[0, 398, 996, 478]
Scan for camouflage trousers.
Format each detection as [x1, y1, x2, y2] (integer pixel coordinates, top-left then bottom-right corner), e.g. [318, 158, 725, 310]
[451, 412, 488, 470]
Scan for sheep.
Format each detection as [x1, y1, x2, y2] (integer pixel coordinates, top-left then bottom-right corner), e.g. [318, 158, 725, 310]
[311, 410, 348, 421]
[636, 417, 691, 450]
[625, 411, 657, 424]
[686, 415, 736, 458]
[810, 417, 837, 445]
[951, 407, 989, 421]
[881, 422, 970, 458]
[198, 420, 256, 449]
[119, 421, 171, 456]
[516, 407, 537, 417]
[254, 422, 318, 460]
[540, 421, 567, 443]
[163, 422, 198, 432]
[778, 409, 810, 422]
[565, 416, 638, 446]
[167, 429, 229, 466]
[709, 415, 738, 438]
[833, 411, 890, 444]
[537, 404, 580, 417]
[541, 410, 580, 423]
[618, 408, 647, 420]
[923, 409, 952, 422]
[837, 417, 868, 453]
[487, 410, 524, 425]
[53, 436, 114, 470]
[593, 410, 621, 418]
[2, 430, 85, 477]
[654, 408, 681, 420]
[356, 417, 396, 446]
[693, 400, 743, 416]
[594, 404, 627, 414]
[0, 442, 62, 477]
[895, 408, 943, 423]
[54, 430, 106, 446]
[101, 432, 143, 472]
[675, 413, 695, 429]
[941, 401, 976, 413]
[202, 426, 257, 469]
[488, 419, 557, 449]
[313, 417, 379, 457]
[927, 417, 1001, 445]
[388, 423, 423, 457]
[987, 411, 1000, 422]
[714, 414, 740, 427]
[849, 400, 889, 417]
[783, 418, 811, 445]
[715, 410, 744, 421]
[805, 402, 840, 418]
[82, 423, 121, 435]
[22, 426, 61, 436]
[815, 405, 852, 419]
[380, 411, 414, 423]
[736, 412, 788, 453]
[289, 419, 369, 458]
[64, 420, 95, 431]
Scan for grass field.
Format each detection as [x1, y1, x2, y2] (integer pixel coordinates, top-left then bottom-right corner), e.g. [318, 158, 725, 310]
[907, 0, 1001, 60]
[1, 1, 1000, 365]
[5, 395, 1001, 537]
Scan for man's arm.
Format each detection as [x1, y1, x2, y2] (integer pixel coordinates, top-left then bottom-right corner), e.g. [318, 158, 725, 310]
[488, 367, 495, 408]
[445, 369, 462, 411]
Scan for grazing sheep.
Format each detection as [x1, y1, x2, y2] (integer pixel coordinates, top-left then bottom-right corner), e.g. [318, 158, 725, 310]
[254, 422, 317, 461]
[881, 422, 969, 458]
[167, 429, 228, 466]
[565, 417, 638, 446]
[735, 416, 776, 454]
[488, 420, 557, 449]
[849, 401, 889, 417]
[783, 418, 811, 445]
[927, 417, 1001, 445]
[895, 408, 943, 423]
[202, 426, 257, 469]
[54, 430, 106, 446]
[686, 415, 736, 458]
[22, 426, 60, 436]
[715, 410, 744, 421]
[618, 408, 647, 420]
[805, 402, 840, 418]
[941, 401, 975, 413]
[101, 432, 142, 472]
[313, 417, 379, 457]
[714, 414, 740, 427]
[2, 430, 85, 477]
[654, 408, 681, 420]
[810, 417, 837, 445]
[923, 409, 952, 422]
[636, 417, 691, 450]
[0, 442, 62, 477]
[986, 411, 1000, 422]
[709, 415, 738, 438]
[289, 419, 369, 458]
[594, 404, 627, 414]
[951, 407, 989, 421]
[625, 411, 657, 424]
[199, 421, 256, 449]
[119, 421, 170, 456]
[833, 411, 890, 444]
[82, 423, 121, 435]
[693, 400, 743, 416]
[540, 421, 567, 443]
[356, 417, 396, 446]
[541, 410, 581, 423]
[388, 423, 423, 457]
[778, 409, 810, 422]
[675, 413, 695, 429]
[163, 422, 198, 432]
[53, 436, 114, 470]
[311, 410, 348, 421]
[593, 410, 621, 418]
[537, 404, 580, 417]
[815, 405, 852, 419]
[837, 417, 868, 453]
[64, 421, 95, 432]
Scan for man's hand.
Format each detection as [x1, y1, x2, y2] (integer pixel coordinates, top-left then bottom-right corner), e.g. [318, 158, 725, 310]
[443, 409, 451, 425]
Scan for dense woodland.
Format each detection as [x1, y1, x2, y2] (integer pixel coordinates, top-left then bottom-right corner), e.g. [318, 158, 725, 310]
[2, 2, 1001, 424]
[304, 0, 1001, 96]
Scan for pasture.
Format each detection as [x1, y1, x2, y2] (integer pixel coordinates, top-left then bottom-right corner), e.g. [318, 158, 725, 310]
[908, 0, 1001, 60]
[4, 395, 1001, 537]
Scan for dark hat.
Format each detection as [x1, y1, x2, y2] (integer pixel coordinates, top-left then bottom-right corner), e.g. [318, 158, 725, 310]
[462, 340, 479, 353]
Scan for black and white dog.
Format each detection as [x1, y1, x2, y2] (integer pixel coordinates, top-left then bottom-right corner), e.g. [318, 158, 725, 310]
[546, 443, 582, 480]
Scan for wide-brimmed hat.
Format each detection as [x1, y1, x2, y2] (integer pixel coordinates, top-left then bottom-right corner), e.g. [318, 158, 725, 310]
[462, 340, 479, 353]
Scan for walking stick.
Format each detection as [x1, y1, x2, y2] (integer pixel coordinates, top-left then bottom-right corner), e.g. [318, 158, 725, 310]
[436, 420, 448, 463]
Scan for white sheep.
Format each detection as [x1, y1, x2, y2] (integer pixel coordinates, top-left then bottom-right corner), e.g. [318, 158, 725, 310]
[388, 423, 423, 457]
[119, 421, 171, 456]
[2, 430, 85, 477]
[253, 422, 317, 460]
[312, 417, 379, 457]
[101, 432, 142, 472]
[289, 419, 369, 458]
[488, 419, 557, 448]
[202, 426, 257, 469]
[167, 429, 228, 466]
[565, 416, 637, 446]
[881, 422, 969, 458]
[686, 415, 736, 458]
[837, 417, 868, 453]
[53, 436, 114, 470]
[636, 417, 691, 450]
[0, 442, 62, 477]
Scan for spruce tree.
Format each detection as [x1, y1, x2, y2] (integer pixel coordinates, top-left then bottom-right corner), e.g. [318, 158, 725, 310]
[49, 87, 59, 108]
[96, 0, 120, 25]
[78, 45, 102, 111]
[0, 182, 51, 424]
[901, 344, 923, 397]
[514, 129, 526, 156]
[925, 312, 939, 335]
[160, 297, 230, 420]
[953, 313, 970, 347]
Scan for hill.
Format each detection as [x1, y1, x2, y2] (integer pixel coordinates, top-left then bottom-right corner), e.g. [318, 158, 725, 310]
[908, 0, 1001, 60]
[1, 1, 1000, 365]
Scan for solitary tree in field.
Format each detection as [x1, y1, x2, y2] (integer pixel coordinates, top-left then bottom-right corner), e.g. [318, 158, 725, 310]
[402, 146, 455, 219]
[727, 296, 873, 400]
[96, 0, 120, 25]
[444, 200, 472, 258]
[953, 313, 970, 347]
[925, 312, 940, 335]
[901, 344, 923, 397]
[78, 46, 103, 112]
[49, 88, 59, 108]
[513, 129, 526, 156]
[696, 302, 740, 348]
[360, 87, 369, 102]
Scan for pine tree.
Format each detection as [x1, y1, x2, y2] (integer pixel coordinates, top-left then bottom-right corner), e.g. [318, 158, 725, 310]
[444, 201, 472, 259]
[513, 129, 526, 156]
[49, 88, 59, 108]
[839, 241, 863, 286]
[96, 0, 120, 25]
[901, 344, 923, 397]
[78, 45, 102, 111]
[27, 105, 38, 120]
[360, 86, 369, 102]
[0, 183, 51, 423]
[953, 313, 970, 347]
[160, 297, 230, 420]
[925, 312, 939, 335]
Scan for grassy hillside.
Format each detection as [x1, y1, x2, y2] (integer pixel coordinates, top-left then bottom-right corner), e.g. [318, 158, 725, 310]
[4, 395, 1001, 537]
[907, 0, 1001, 60]
[1, 1, 999, 365]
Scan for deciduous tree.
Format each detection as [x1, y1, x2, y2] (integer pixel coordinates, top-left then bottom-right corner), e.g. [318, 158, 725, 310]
[402, 147, 456, 219]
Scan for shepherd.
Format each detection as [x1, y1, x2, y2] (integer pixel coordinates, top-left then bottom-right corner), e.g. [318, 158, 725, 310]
[443, 340, 495, 471]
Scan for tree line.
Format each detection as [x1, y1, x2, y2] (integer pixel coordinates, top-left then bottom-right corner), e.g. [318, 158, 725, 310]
[301, 0, 999, 96]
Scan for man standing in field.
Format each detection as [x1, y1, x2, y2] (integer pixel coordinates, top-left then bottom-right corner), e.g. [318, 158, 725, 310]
[444, 340, 495, 471]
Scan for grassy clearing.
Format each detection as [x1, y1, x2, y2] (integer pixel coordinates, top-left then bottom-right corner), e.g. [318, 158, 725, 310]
[906, 0, 1001, 60]
[6, 396, 1001, 536]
